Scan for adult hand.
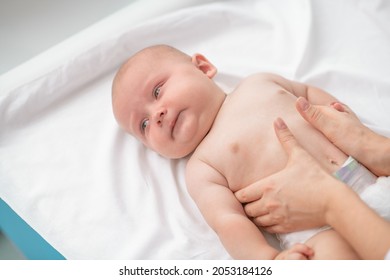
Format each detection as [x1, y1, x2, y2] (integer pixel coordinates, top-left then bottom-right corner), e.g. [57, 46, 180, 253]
[296, 97, 390, 176]
[235, 118, 346, 233]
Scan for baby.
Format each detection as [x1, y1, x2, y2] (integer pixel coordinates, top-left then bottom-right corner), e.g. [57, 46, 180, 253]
[112, 45, 377, 259]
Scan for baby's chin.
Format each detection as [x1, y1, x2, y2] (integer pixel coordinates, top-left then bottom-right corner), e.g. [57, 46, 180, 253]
[157, 146, 196, 160]
[154, 137, 203, 159]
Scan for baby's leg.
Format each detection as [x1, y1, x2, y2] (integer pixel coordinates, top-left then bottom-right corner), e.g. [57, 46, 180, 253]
[305, 229, 359, 260]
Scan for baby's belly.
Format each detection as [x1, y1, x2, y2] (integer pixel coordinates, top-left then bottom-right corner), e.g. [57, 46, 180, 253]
[218, 140, 285, 192]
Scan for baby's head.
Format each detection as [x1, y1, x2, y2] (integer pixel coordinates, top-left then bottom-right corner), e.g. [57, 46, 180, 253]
[112, 45, 226, 159]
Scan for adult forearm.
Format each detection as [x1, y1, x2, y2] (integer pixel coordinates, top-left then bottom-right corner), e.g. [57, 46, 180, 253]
[295, 97, 390, 177]
[358, 131, 390, 176]
[326, 184, 390, 259]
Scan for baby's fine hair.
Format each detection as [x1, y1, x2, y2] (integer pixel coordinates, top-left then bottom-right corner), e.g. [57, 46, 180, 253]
[112, 44, 189, 99]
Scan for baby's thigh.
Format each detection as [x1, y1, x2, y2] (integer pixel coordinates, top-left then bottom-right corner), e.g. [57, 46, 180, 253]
[305, 229, 359, 260]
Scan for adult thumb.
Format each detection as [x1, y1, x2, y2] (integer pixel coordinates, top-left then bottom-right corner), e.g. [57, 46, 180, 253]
[295, 97, 327, 129]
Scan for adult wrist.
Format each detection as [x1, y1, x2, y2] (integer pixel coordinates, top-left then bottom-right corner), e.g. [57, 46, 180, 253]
[361, 130, 390, 176]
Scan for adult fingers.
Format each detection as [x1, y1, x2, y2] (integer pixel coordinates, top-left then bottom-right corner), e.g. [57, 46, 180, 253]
[251, 213, 279, 228]
[243, 199, 270, 218]
[235, 179, 266, 203]
[273, 117, 301, 156]
[295, 97, 332, 129]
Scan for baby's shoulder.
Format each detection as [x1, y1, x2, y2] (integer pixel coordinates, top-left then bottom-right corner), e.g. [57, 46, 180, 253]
[231, 72, 286, 98]
[235, 72, 285, 90]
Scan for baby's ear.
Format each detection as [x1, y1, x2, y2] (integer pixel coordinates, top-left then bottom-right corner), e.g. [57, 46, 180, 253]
[191, 53, 217, 78]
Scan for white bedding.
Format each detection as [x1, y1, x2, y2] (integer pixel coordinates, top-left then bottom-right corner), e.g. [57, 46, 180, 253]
[1, 0, 390, 259]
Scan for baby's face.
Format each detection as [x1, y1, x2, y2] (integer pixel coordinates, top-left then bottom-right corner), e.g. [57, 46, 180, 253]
[113, 51, 225, 158]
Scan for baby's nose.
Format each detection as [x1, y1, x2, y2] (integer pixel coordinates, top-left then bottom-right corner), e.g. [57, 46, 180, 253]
[153, 108, 167, 126]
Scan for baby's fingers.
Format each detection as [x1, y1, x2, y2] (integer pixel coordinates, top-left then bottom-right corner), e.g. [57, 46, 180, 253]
[289, 243, 314, 259]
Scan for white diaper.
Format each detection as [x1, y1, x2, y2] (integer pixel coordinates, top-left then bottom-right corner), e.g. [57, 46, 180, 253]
[277, 156, 390, 249]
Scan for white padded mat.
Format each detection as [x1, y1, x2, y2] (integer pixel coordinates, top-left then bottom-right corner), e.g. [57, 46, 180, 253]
[1, 0, 390, 259]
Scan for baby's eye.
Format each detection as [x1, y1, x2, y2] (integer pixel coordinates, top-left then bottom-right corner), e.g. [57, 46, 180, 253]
[141, 119, 149, 132]
[153, 85, 161, 99]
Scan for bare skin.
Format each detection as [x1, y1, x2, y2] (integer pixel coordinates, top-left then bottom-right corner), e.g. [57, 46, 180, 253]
[235, 101, 390, 259]
[295, 98, 390, 176]
[113, 45, 361, 259]
[186, 73, 356, 259]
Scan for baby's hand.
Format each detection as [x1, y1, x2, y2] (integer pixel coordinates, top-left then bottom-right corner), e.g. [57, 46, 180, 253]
[274, 243, 314, 260]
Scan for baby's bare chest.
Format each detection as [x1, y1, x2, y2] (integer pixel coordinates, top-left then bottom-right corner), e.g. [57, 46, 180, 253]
[197, 87, 302, 191]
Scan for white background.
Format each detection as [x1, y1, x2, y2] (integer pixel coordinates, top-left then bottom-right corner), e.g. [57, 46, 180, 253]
[0, 0, 132, 74]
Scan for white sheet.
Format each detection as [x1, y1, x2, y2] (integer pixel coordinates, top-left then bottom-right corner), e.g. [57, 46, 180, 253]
[1, 0, 390, 259]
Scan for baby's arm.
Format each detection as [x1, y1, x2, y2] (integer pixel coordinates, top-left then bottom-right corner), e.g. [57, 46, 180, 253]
[186, 157, 312, 259]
